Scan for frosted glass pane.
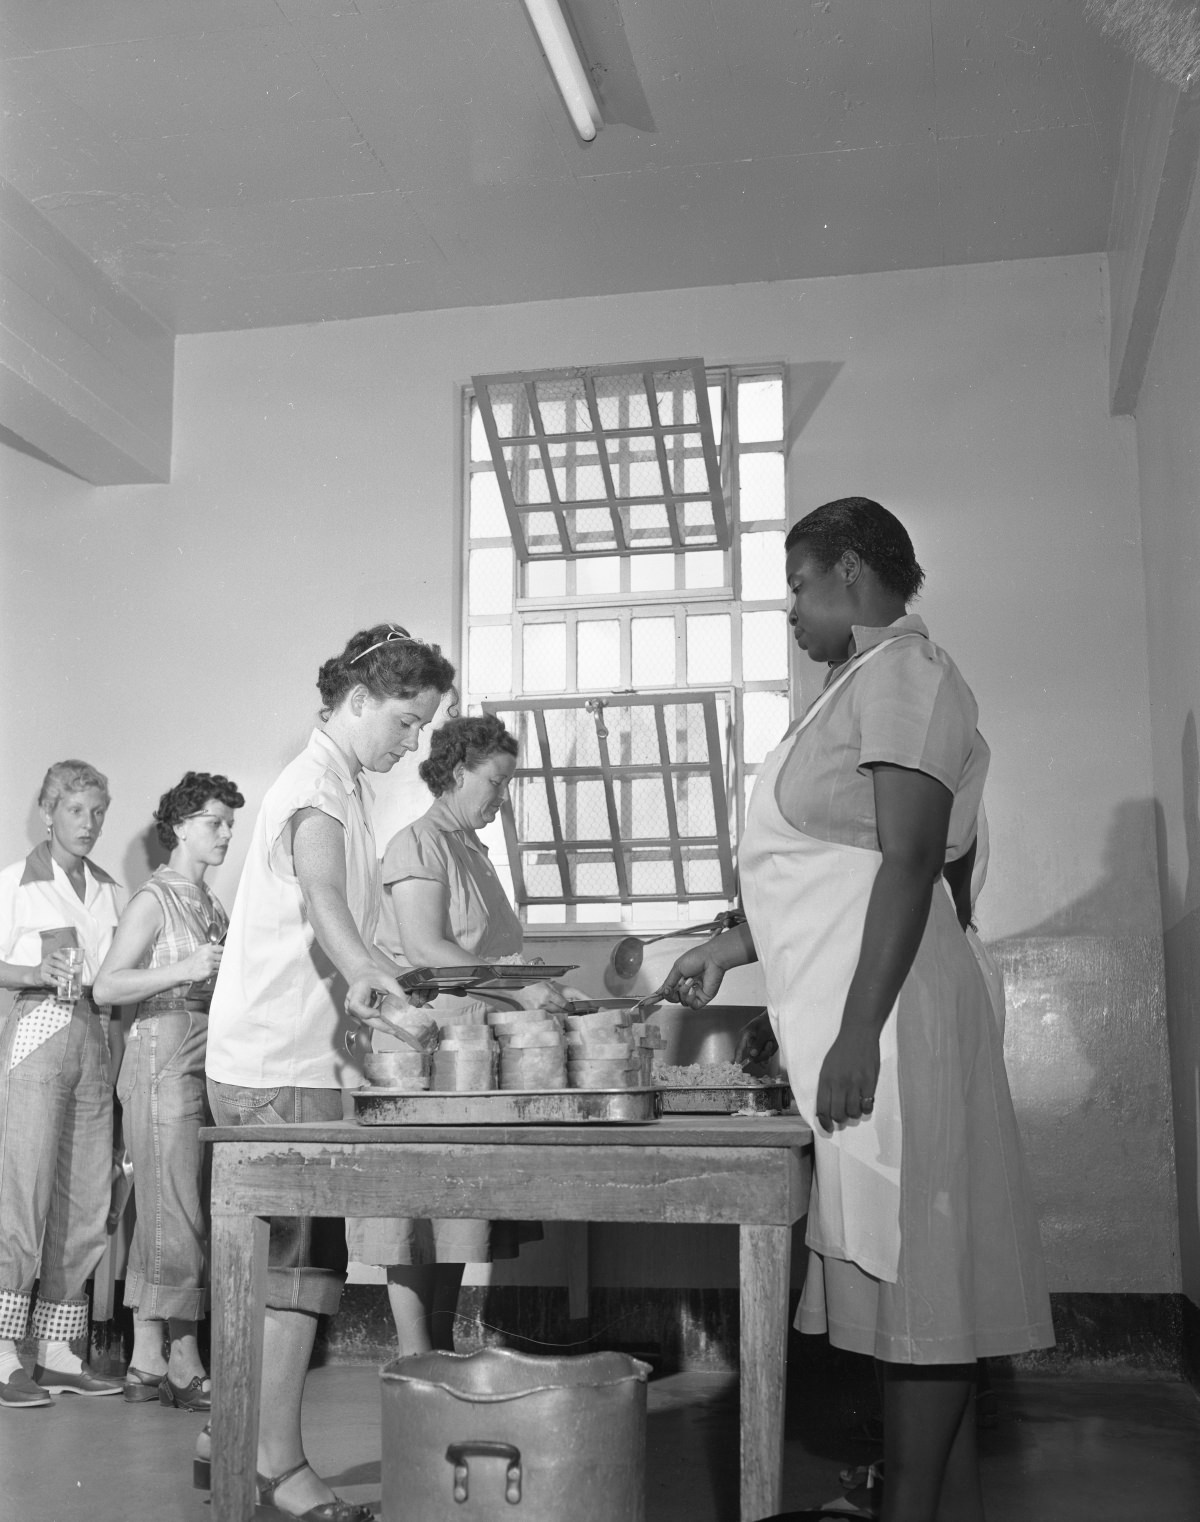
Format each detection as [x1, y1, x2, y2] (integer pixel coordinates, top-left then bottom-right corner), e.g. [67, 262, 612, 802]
[577, 620, 620, 689]
[525, 559, 566, 598]
[631, 617, 676, 686]
[685, 550, 726, 588]
[467, 625, 511, 694]
[469, 547, 513, 614]
[576, 902, 617, 923]
[738, 377, 783, 442]
[740, 530, 786, 601]
[522, 623, 567, 692]
[631, 777, 669, 837]
[742, 610, 789, 681]
[654, 369, 699, 426]
[739, 451, 785, 520]
[686, 614, 731, 684]
[470, 471, 510, 539]
[470, 399, 491, 461]
[743, 691, 790, 763]
[630, 553, 675, 591]
[526, 903, 566, 923]
[575, 556, 620, 594]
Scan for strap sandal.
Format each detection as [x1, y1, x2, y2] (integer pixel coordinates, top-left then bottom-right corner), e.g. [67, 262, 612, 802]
[819, 1459, 884, 1519]
[158, 1371, 212, 1411]
[256, 1461, 374, 1522]
[122, 1366, 166, 1404]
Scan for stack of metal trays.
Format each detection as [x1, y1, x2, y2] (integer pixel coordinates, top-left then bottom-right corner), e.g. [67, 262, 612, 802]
[352, 1086, 658, 1125]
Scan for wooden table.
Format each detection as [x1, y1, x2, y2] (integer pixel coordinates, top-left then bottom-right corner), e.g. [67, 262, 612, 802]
[204, 1113, 811, 1522]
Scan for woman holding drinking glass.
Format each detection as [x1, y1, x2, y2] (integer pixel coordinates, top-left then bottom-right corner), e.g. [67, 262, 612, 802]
[94, 771, 244, 1411]
[0, 759, 123, 1408]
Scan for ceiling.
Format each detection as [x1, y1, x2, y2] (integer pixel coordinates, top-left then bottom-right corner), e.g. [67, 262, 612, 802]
[0, 0, 1132, 334]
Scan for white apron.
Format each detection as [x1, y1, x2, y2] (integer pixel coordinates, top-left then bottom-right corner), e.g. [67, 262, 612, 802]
[740, 636, 918, 1283]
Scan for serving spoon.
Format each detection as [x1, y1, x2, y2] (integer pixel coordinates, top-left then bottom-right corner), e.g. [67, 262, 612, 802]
[608, 910, 744, 980]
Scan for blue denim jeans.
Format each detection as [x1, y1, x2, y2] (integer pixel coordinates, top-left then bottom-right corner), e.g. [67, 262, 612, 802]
[205, 1080, 346, 1316]
[0, 993, 112, 1339]
[117, 1010, 211, 1321]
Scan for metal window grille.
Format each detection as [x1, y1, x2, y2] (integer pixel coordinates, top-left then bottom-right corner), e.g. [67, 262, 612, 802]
[472, 359, 728, 562]
[482, 693, 736, 909]
[464, 363, 789, 925]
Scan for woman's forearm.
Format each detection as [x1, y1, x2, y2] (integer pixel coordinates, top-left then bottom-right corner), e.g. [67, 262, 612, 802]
[0, 959, 45, 991]
[403, 932, 473, 968]
[93, 963, 196, 1004]
[304, 882, 381, 985]
[840, 861, 935, 1035]
[709, 920, 758, 969]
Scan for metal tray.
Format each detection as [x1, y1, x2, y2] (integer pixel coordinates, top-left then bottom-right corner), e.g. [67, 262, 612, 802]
[353, 1086, 658, 1126]
[655, 1082, 792, 1115]
[399, 963, 578, 998]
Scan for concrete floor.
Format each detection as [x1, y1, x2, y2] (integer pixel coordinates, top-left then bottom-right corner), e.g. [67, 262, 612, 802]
[1, 1363, 1197, 1521]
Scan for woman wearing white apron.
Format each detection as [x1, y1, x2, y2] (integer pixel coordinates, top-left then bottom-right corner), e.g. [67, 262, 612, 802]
[663, 498, 1052, 1522]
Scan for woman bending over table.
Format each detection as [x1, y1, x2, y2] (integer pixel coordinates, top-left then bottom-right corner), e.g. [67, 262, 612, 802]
[94, 770, 244, 1411]
[0, 760, 124, 1407]
[662, 499, 1053, 1522]
[204, 624, 455, 1522]
[348, 714, 564, 1354]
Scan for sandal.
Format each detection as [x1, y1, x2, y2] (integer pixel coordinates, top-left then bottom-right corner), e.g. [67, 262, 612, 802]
[819, 1460, 883, 1519]
[256, 1461, 373, 1522]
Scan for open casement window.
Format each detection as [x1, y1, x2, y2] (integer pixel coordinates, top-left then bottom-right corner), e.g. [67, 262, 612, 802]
[471, 359, 728, 561]
[465, 364, 790, 929]
[482, 693, 736, 912]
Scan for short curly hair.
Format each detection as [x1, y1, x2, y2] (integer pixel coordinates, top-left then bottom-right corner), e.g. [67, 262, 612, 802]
[39, 760, 109, 813]
[419, 715, 518, 798]
[784, 497, 925, 602]
[154, 772, 245, 850]
[317, 624, 457, 721]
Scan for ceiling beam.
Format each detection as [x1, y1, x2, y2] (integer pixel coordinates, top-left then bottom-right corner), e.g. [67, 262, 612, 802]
[0, 179, 174, 484]
[1108, 69, 1200, 416]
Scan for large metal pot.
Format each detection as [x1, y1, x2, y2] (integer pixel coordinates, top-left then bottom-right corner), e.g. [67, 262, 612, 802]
[380, 1347, 651, 1521]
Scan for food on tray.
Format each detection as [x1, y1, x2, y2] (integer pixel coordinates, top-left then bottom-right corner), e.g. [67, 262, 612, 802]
[654, 1062, 770, 1088]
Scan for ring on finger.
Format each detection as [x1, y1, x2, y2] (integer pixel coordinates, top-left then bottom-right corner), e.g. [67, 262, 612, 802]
[860, 1095, 875, 1113]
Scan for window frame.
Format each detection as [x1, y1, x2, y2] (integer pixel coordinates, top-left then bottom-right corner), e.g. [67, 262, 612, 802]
[462, 362, 790, 932]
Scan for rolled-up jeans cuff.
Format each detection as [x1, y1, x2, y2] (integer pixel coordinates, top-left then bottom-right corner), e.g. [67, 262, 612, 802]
[124, 1281, 208, 1322]
[0, 1289, 31, 1339]
[30, 1295, 90, 1341]
[265, 1264, 344, 1317]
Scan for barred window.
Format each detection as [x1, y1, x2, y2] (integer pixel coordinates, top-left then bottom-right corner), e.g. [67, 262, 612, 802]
[463, 361, 790, 929]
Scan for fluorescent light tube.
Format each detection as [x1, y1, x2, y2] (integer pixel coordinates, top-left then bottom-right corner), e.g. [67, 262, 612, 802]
[522, 0, 602, 141]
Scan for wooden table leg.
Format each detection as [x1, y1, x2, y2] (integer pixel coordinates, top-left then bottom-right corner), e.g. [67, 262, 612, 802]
[739, 1224, 791, 1522]
[211, 1209, 269, 1522]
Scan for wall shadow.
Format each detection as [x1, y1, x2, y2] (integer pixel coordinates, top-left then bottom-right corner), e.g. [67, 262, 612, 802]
[1008, 796, 1162, 939]
[784, 361, 843, 459]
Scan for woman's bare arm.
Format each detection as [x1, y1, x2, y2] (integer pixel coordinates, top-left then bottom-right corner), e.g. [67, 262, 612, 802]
[815, 763, 952, 1129]
[94, 892, 222, 1004]
[388, 877, 471, 968]
[291, 807, 405, 1027]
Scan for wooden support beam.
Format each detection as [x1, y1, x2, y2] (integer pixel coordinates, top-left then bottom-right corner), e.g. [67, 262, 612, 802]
[0, 177, 173, 482]
[1109, 72, 1200, 416]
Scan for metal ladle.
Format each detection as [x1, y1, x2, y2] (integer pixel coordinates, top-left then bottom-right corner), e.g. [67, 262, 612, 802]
[608, 912, 743, 980]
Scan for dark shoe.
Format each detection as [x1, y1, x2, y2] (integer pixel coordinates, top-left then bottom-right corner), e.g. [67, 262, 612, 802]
[122, 1366, 166, 1403]
[193, 1422, 211, 1491]
[257, 1460, 373, 1522]
[159, 1372, 212, 1411]
[0, 1369, 53, 1408]
[32, 1363, 122, 1397]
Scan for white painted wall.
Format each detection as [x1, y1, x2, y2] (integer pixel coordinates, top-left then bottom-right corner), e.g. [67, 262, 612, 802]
[1134, 156, 1200, 1307]
[0, 252, 1172, 1290]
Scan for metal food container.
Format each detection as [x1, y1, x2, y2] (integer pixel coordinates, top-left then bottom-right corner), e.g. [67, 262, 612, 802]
[380, 1347, 651, 1521]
